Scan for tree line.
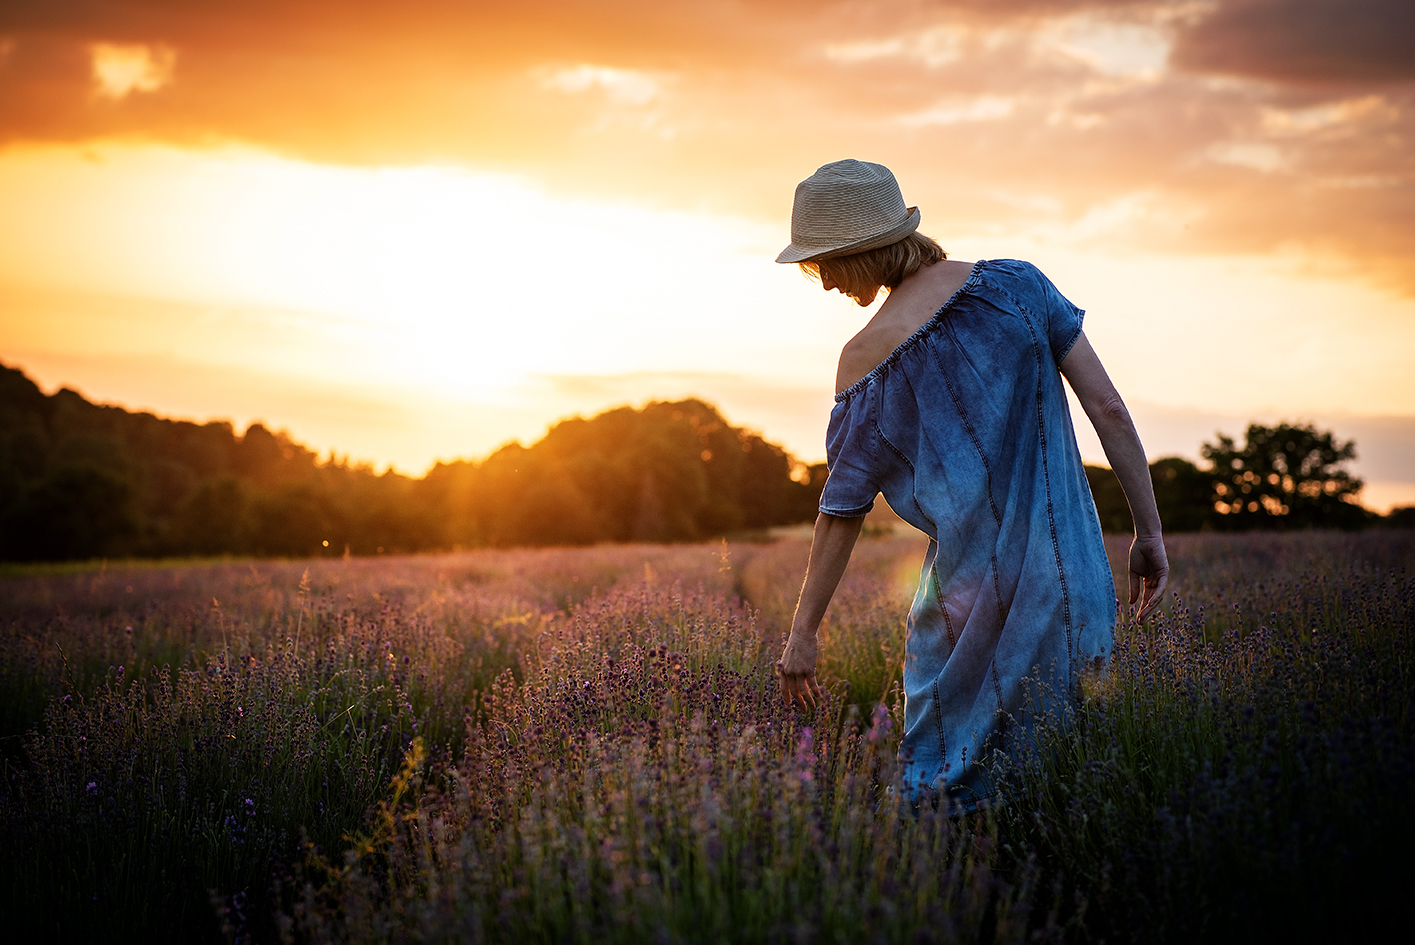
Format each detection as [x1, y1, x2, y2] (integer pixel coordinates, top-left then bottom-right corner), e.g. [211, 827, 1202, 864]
[0, 365, 825, 561]
[1, 363, 1409, 561]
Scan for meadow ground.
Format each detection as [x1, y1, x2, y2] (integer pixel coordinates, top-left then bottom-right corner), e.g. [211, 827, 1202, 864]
[2, 531, 1412, 943]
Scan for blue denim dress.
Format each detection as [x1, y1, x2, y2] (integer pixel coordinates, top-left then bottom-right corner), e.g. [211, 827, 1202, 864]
[820, 259, 1116, 803]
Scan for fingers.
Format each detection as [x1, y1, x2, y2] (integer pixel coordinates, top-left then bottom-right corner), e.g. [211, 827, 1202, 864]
[776, 664, 822, 710]
[1137, 569, 1170, 623]
[1143, 568, 1165, 619]
[793, 674, 819, 710]
[1151, 569, 1169, 607]
[1129, 535, 1169, 621]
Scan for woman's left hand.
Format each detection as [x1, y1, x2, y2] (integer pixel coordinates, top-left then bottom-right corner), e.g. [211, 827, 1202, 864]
[777, 632, 823, 710]
[1129, 534, 1170, 623]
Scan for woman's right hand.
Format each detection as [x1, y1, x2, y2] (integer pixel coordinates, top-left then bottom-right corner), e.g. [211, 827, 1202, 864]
[1129, 534, 1169, 622]
[777, 631, 823, 710]
[779, 513, 863, 710]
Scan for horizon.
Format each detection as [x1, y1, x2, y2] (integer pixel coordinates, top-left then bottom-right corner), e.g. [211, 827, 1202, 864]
[2, 1, 1413, 511]
[10, 357, 1407, 521]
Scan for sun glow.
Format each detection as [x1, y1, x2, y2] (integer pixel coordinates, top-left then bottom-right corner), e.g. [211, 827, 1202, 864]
[0, 143, 856, 470]
[1, 142, 1413, 509]
[0, 144, 836, 392]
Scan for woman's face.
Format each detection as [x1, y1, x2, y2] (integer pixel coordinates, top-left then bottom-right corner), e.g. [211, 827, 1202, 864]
[820, 265, 879, 307]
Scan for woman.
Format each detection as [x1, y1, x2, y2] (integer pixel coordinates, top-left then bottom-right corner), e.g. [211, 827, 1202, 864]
[774, 159, 1168, 808]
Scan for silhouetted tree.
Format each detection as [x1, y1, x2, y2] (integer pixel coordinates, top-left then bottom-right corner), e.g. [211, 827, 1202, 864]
[1150, 457, 1215, 532]
[248, 484, 342, 557]
[0, 363, 414, 561]
[1202, 422, 1370, 530]
[173, 477, 249, 555]
[422, 399, 825, 548]
[1085, 457, 1218, 533]
[2, 463, 139, 560]
[1084, 465, 1133, 533]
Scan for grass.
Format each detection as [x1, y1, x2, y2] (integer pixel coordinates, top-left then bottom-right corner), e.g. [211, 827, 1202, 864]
[1, 532, 1412, 942]
[0, 553, 263, 580]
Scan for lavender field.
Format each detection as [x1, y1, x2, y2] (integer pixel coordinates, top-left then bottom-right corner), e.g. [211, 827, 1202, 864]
[3, 531, 1413, 943]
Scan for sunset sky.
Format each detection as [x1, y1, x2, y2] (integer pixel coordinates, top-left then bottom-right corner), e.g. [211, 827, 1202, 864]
[1, 0, 1412, 509]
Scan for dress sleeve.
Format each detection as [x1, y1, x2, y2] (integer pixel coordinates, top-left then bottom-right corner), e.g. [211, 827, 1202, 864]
[818, 396, 879, 517]
[1033, 265, 1086, 364]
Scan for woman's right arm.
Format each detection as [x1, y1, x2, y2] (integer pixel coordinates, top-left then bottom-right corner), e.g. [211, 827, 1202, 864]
[1059, 331, 1170, 621]
[778, 511, 864, 709]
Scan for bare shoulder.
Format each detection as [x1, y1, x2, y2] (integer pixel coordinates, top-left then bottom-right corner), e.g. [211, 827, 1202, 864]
[835, 332, 886, 394]
[833, 259, 977, 394]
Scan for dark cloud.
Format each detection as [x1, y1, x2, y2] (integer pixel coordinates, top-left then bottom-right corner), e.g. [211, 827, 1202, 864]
[1172, 0, 1415, 83]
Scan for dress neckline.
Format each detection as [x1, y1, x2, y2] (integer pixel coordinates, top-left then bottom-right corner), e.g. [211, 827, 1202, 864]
[834, 259, 986, 403]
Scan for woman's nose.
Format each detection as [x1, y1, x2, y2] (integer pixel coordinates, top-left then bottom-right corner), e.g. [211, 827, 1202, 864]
[821, 273, 837, 291]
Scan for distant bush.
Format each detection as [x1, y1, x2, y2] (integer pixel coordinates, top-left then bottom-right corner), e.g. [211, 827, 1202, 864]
[1386, 506, 1415, 529]
[1086, 456, 1216, 534]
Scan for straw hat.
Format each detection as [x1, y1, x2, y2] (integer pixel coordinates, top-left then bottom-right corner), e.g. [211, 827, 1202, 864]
[776, 159, 920, 264]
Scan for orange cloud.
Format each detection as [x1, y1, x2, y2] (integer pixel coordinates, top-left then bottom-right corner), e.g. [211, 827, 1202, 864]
[0, 1, 1409, 290]
[89, 41, 174, 99]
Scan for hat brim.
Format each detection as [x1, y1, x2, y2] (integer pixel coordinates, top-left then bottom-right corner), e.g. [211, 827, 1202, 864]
[775, 207, 921, 264]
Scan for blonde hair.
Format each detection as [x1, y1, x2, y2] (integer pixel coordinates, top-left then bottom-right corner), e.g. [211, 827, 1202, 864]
[800, 232, 947, 304]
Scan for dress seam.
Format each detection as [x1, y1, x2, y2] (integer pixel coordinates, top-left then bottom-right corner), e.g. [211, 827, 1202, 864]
[929, 341, 1003, 529]
[930, 678, 947, 773]
[876, 423, 938, 534]
[931, 565, 958, 649]
[1007, 292, 1076, 669]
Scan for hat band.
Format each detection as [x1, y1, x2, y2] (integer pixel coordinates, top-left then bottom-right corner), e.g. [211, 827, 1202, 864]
[810, 207, 920, 261]
[775, 207, 920, 264]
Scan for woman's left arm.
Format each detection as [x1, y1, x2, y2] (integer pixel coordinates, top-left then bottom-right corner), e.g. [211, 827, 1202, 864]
[1060, 331, 1170, 621]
